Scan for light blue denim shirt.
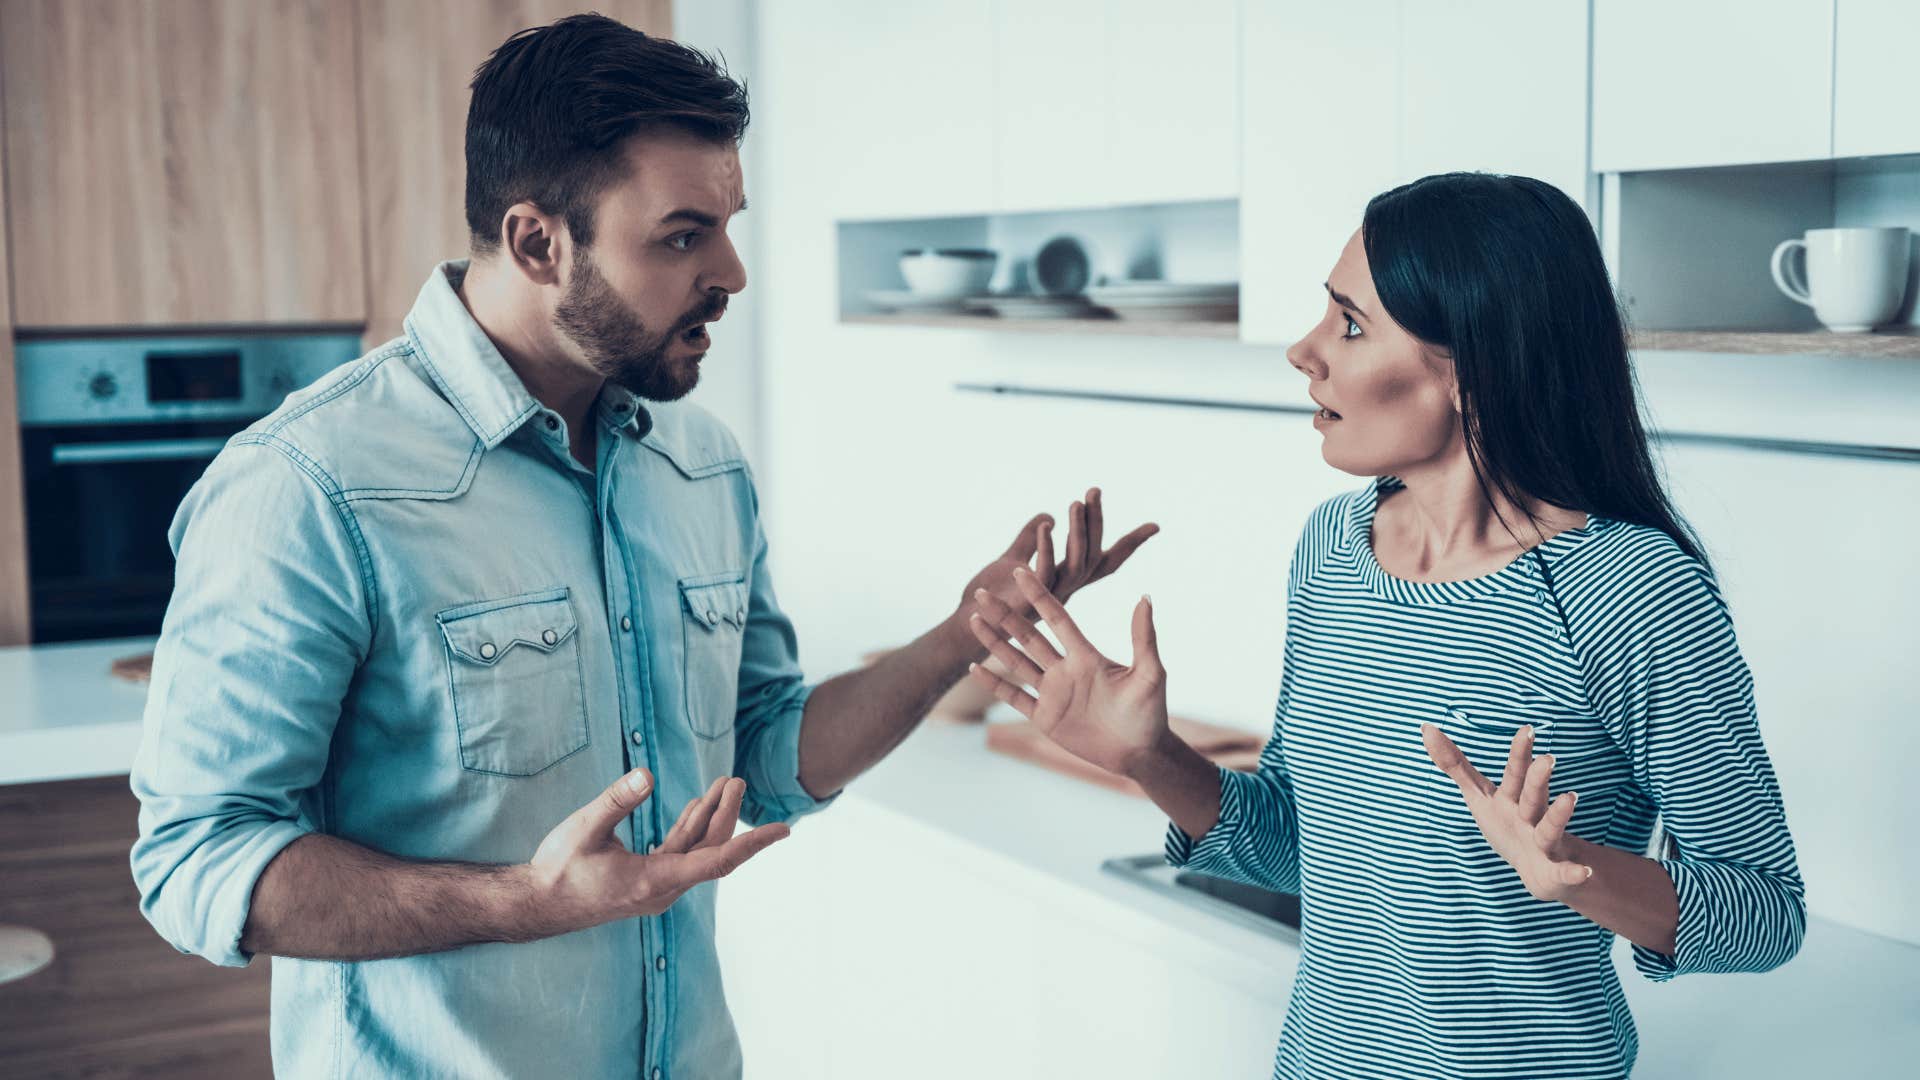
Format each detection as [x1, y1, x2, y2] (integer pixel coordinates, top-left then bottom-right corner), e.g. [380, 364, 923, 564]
[130, 261, 830, 1079]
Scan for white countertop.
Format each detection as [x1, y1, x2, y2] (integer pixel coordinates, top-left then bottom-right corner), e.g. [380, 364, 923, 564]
[850, 719, 1920, 1078]
[0, 636, 155, 785]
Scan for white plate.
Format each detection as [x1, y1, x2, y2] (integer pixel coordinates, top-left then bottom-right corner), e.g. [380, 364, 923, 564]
[1094, 302, 1239, 322]
[865, 289, 980, 313]
[1086, 281, 1238, 302]
[965, 295, 1097, 319]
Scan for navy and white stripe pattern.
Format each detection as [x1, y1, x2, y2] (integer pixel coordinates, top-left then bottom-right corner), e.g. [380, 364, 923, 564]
[1168, 477, 1805, 1079]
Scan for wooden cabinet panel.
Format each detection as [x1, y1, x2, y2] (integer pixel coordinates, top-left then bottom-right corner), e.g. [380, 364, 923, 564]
[1591, 0, 1835, 172]
[0, 776, 272, 1078]
[0, 0, 367, 329]
[0, 80, 27, 647]
[355, 0, 672, 347]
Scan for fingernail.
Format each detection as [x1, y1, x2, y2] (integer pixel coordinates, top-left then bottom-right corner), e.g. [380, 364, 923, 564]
[1143, 593, 1152, 603]
[627, 772, 648, 794]
[968, 662, 979, 673]
[1521, 724, 1533, 738]
[1584, 865, 1594, 880]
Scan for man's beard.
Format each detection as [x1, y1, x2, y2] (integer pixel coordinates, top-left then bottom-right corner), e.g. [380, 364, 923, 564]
[552, 247, 724, 402]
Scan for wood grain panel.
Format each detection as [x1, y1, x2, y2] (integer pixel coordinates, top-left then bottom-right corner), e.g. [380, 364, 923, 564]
[0, 62, 28, 646]
[355, 0, 673, 347]
[0, 0, 367, 328]
[0, 776, 272, 1078]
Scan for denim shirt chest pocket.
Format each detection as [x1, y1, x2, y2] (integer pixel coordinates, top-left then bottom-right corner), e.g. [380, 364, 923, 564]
[436, 587, 591, 776]
[679, 572, 748, 740]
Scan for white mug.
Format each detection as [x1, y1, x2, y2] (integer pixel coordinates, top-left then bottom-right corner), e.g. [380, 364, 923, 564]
[1770, 226, 1912, 332]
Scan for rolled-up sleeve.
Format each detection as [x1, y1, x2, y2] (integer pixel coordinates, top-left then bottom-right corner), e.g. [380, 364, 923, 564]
[129, 436, 372, 967]
[729, 470, 835, 826]
[1577, 543, 1806, 981]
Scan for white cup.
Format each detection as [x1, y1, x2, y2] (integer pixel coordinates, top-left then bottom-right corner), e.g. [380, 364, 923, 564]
[1770, 226, 1912, 332]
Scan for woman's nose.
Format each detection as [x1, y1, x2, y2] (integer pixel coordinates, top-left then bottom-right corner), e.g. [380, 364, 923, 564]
[1287, 339, 1326, 380]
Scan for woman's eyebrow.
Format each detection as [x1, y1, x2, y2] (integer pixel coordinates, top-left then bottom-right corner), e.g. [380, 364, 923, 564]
[1324, 282, 1369, 321]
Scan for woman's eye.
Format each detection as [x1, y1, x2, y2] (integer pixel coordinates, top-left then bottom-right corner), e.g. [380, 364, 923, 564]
[1341, 313, 1362, 339]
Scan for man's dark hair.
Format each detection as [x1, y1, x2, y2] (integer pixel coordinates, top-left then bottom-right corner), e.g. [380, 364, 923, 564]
[464, 13, 749, 256]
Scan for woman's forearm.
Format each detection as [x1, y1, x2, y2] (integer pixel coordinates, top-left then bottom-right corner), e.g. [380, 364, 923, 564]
[1124, 734, 1227, 841]
[1556, 836, 1680, 956]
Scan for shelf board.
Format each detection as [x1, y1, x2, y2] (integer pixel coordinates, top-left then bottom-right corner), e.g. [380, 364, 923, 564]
[842, 312, 1240, 340]
[1634, 327, 1920, 358]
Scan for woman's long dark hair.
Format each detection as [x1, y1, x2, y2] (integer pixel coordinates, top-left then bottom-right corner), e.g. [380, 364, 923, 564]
[1361, 172, 1709, 568]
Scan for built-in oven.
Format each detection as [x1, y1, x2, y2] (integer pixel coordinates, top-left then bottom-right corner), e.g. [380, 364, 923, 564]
[13, 334, 361, 643]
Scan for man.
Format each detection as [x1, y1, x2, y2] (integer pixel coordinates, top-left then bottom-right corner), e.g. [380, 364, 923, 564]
[128, 14, 1155, 1079]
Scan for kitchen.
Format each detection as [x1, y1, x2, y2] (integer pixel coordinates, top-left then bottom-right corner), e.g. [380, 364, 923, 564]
[2, 0, 1918, 1077]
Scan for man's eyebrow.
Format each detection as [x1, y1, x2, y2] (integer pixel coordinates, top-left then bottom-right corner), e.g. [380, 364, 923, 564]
[658, 198, 747, 229]
[1324, 282, 1368, 320]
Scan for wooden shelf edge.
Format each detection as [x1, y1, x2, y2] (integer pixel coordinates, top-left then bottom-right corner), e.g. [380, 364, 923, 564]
[1632, 327, 1920, 359]
[842, 312, 1241, 340]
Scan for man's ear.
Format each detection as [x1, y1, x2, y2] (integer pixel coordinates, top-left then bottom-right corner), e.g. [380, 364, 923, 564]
[499, 201, 567, 287]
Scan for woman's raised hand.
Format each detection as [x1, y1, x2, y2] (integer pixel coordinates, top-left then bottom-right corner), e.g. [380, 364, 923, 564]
[1421, 722, 1594, 901]
[964, 567, 1170, 777]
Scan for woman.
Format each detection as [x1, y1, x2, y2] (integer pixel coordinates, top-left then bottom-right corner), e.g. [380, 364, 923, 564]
[965, 173, 1804, 1079]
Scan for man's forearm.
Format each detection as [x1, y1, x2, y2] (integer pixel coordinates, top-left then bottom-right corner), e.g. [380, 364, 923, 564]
[796, 609, 983, 798]
[240, 833, 548, 962]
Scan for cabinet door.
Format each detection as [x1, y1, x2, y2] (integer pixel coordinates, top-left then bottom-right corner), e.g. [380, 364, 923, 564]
[996, 0, 1238, 213]
[1103, 0, 1239, 207]
[1591, 0, 1835, 171]
[1833, 0, 1920, 157]
[1239, 0, 1402, 346]
[799, 0, 996, 220]
[994, 0, 1109, 212]
[1399, 0, 1590, 209]
[355, 1, 672, 347]
[0, 0, 366, 328]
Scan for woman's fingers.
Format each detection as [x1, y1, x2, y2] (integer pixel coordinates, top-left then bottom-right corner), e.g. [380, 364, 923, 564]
[1498, 725, 1533, 800]
[1518, 753, 1557, 822]
[1535, 790, 1578, 849]
[973, 588, 1063, 667]
[1085, 487, 1105, 560]
[1420, 723, 1495, 800]
[968, 662, 1038, 718]
[1012, 567, 1098, 658]
[967, 613, 1047, 687]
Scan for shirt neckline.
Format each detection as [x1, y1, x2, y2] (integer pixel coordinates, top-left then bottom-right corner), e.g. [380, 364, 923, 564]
[1346, 476, 1603, 606]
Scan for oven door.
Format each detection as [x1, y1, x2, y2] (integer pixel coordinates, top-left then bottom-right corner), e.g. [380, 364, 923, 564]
[21, 418, 253, 643]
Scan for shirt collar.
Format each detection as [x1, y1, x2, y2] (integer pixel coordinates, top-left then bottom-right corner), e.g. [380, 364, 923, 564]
[404, 260, 651, 449]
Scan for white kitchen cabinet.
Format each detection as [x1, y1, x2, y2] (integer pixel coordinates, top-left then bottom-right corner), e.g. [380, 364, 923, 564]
[1100, 0, 1239, 207]
[807, 0, 997, 219]
[1241, 0, 1594, 346]
[1399, 0, 1590, 207]
[1238, 0, 1405, 345]
[993, 0, 1109, 213]
[1832, 0, 1920, 157]
[1591, 0, 1835, 171]
[994, 0, 1238, 212]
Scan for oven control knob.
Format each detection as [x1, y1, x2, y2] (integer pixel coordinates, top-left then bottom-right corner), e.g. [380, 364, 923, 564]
[87, 372, 119, 401]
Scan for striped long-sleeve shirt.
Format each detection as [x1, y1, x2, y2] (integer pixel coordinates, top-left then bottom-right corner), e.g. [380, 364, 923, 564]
[1168, 477, 1804, 1080]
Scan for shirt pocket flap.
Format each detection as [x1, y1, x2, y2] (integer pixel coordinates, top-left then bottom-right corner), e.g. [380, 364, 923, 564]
[437, 590, 580, 666]
[680, 575, 749, 630]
